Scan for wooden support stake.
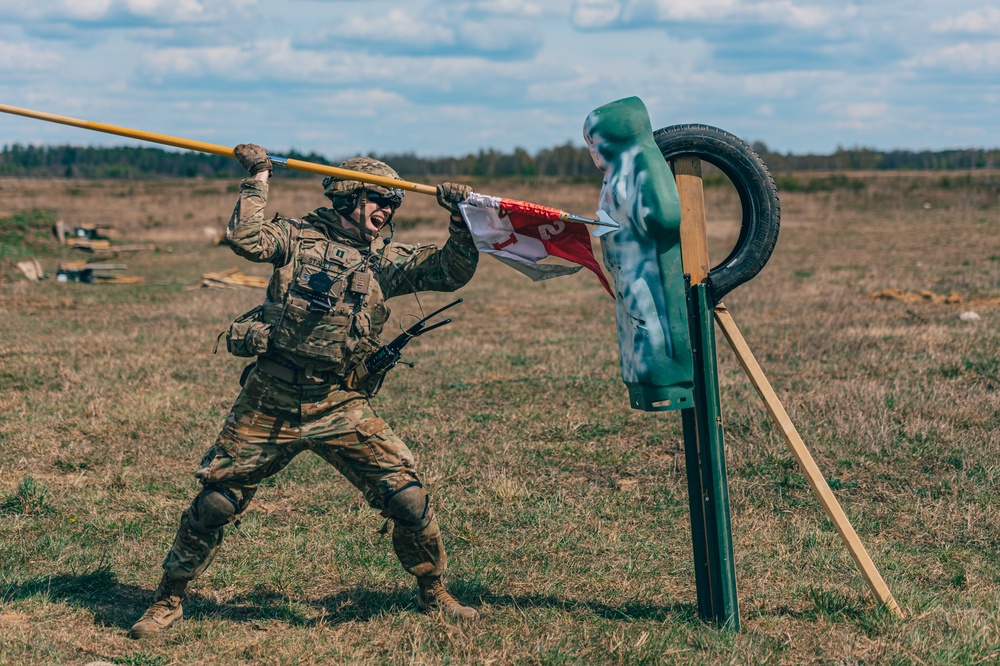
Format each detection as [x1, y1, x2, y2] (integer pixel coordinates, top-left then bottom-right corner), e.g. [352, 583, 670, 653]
[675, 156, 711, 285]
[713, 303, 903, 618]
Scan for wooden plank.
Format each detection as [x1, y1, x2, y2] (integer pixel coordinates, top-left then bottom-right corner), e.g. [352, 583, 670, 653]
[713, 303, 904, 618]
[204, 266, 242, 279]
[72, 239, 111, 251]
[674, 156, 711, 285]
[94, 275, 145, 284]
[85, 263, 128, 270]
[16, 259, 44, 281]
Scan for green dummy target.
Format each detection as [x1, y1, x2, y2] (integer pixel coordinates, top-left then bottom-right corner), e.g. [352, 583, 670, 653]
[584, 97, 694, 411]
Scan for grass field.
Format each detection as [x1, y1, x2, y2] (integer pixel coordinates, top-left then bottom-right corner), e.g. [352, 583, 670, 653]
[1, 172, 998, 665]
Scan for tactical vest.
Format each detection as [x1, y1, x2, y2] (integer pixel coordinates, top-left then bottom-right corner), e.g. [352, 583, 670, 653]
[227, 230, 390, 378]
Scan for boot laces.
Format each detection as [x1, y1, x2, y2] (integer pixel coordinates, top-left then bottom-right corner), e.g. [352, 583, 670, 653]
[140, 596, 179, 621]
[422, 578, 462, 610]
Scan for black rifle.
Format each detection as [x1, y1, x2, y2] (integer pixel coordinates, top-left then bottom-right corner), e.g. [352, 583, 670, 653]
[357, 298, 462, 394]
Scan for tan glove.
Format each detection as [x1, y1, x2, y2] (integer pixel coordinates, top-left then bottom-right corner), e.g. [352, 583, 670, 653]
[234, 143, 272, 176]
[436, 182, 472, 217]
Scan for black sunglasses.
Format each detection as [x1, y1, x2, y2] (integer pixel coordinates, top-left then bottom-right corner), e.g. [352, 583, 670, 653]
[365, 190, 402, 209]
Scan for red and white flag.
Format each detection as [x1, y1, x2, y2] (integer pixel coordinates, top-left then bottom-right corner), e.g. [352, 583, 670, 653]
[459, 193, 612, 295]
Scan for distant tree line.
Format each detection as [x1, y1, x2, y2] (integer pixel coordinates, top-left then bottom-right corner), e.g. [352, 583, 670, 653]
[750, 142, 1000, 171]
[1, 141, 998, 180]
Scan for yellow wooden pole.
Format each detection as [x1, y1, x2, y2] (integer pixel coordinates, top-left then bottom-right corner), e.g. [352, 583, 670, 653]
[0, 102, 617, 227]
[713, 303, 904, 618]
[0, 102, 437, 195]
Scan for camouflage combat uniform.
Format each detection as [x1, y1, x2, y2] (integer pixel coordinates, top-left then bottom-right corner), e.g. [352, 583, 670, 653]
[162, 175, 478, 589]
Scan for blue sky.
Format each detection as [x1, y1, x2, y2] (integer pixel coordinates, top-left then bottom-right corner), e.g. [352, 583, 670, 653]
[0, 0, 997, 159]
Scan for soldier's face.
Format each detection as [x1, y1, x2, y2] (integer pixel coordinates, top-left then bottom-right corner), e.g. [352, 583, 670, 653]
[343, 192, 395, 240]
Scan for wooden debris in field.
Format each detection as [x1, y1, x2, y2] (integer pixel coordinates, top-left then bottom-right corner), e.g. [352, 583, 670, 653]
[16, 259, 45, 281]
[111, 243, 158, 252]
[57, 260, 143, 284]
[71, 239, 112, 251]
[57, 261, 94, 283]
[867, 288, 1000, 307]
[71, 240, 157, 253]
[94, 275, 146, 284]
[197, 267, 269, 289]
[84, 263, 128, 271]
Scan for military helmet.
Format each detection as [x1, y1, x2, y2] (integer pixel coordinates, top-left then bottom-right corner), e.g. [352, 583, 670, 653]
[323, 156, 405, 208]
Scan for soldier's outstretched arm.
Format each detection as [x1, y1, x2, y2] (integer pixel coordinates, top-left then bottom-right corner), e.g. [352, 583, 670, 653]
[382, 204, 479, 298]
[225, 143, 291, 264]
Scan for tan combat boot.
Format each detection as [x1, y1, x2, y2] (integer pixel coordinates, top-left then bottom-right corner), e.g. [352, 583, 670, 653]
[417, 576, 479, 620]
[129, 574, 187, 638]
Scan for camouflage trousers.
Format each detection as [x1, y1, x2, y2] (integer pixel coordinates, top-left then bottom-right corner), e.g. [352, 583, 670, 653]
[161, 366, 446, 583]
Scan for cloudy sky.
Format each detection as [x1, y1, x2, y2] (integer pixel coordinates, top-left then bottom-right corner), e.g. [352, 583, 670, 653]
[0, 0, 997, 159]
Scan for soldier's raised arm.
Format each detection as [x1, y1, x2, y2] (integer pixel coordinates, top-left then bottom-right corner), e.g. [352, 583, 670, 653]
[380, 183, 479, 297]
[225, 143, 291, 264]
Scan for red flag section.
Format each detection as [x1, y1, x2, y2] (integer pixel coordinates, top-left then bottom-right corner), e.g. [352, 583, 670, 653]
[499, 199, 613, 296]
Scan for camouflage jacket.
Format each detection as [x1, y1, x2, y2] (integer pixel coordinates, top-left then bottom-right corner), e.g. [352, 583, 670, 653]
[224, 177, 478, 377]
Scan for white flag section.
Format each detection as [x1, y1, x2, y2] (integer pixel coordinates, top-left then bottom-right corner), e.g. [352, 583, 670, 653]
[459, 200, 582, 281]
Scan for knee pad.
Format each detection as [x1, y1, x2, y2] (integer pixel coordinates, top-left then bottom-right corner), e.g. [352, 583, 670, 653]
[383, 482, 432, 532]
[188, 486, 240, 534]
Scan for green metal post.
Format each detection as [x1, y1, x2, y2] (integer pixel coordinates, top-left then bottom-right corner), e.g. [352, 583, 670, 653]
[682, 407, 714, 615]
[682, 282, 740, 629]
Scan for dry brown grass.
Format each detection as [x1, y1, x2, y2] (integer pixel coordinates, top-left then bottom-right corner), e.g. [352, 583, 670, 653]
[0, 172, 998, 665]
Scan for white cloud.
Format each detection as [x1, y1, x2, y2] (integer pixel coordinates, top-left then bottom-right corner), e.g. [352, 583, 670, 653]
[0, 0, 251, 24]
[135, 39, 546, 106]
[0, 0, 111, 21]
[843, 102, 890, 120]
[464, 0, 545, 17]
[329, 9, 455, 48]
[57, 0, 113, 21]
[572, 0, 621, 29]
[644, 0, 742, 23]
[0, 40, 61, 70]
[312, 7, 541, 58]
[932, 7, 1000, 35]
[913, 41, 1000, 72]
[524, 66, 603, 103]
[312, 89, 411, 118]
[571, 0, 833, 30]
[140, 40, 334, 81]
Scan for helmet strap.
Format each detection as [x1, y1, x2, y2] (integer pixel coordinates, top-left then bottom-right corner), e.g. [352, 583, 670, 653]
[342, 189, 376, 241]
[358, 189, 368, 234]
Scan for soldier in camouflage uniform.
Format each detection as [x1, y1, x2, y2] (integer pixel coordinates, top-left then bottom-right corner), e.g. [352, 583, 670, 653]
[130, 144, 479, 638]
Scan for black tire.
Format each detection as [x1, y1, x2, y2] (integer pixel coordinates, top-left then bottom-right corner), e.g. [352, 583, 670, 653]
[653, 124, 780, 302]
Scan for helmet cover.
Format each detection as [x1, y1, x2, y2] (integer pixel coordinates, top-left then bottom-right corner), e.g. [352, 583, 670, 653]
[323, 156, 404, 207]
